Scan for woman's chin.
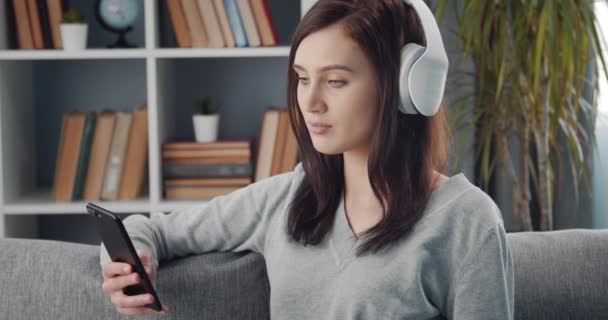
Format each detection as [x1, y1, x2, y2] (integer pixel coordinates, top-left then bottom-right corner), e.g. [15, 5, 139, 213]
[311, 141, 343, 155]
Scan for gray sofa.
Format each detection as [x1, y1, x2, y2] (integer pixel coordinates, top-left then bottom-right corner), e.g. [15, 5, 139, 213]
[1, 229, 607, 320]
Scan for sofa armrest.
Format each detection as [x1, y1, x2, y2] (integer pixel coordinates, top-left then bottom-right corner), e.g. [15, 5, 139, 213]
[0, 238, 270, 319]
[507, 229, 608, 320]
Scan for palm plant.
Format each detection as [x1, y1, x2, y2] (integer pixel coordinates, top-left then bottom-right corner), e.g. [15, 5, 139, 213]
[435, 0, 608, 231]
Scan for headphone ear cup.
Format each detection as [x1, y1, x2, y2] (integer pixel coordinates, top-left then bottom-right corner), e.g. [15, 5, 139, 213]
[398, 43, 425, 114]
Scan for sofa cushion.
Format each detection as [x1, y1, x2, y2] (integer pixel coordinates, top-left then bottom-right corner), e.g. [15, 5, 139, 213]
[0, 238, 270, 320]
[507, 229, 608, 320]
[3, 229, 608, 320]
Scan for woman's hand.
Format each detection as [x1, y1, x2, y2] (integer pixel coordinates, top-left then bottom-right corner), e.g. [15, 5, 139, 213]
[101, 249, 169, 316]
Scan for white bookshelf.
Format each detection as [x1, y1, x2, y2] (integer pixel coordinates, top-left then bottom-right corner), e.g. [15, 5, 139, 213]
[0, 47, 291, 60]
[0, 0, 312, 239]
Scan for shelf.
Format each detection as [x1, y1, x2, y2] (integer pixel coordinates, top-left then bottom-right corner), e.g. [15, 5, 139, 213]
[2, 190, 151, 215]
[0, 49, 150, 60]
[153, 47, 290, 58]
[0, 47, 291, 61]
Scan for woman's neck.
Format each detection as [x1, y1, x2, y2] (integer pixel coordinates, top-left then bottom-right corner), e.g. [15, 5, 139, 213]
[342, 150, 383, 211]
[342, 151, 448, 211]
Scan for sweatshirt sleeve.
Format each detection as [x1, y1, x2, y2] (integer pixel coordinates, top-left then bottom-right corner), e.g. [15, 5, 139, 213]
[99, 164, 303, 267]
[447, 223, 514, 320]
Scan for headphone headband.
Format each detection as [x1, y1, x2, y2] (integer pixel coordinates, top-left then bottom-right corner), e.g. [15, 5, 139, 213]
[404, 0, 448, 66]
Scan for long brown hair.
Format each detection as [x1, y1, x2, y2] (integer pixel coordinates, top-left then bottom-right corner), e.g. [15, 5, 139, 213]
[286, 0, 450, 256]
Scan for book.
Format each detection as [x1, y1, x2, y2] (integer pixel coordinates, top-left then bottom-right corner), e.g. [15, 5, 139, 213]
[163, 162, 253, 179]
[53, 111, 86, 202]
[164, 177, 252, 187]
[213, 0, 236, 47]
[270, 109, 288, 175]
[165, 185, 243, 199]
[249, 0, 278, 46]
[72, 112, 97, 201]
[101, 112, 133, 201]
[254, 107, 281, 181]
[280, 111, 299, 172]
[236, 0, 260, 47]
[26, 0, 44, 49]
[223, 0, 248, 47]
[167, 0, 192, 48]
[12, 0, 34, 49]
[37, 0, 54, 49]
[46, 0, 64, 48]
[84, 110, 117, 201]
[197, 0, 225, 48]
[164, 156, 251, 164]
[181, 0, 209, 47]
[163, 139, 252, 150]
[118, 106, 149, 200]
[3, 0, 16, 49]
[163, 148, 251, 159]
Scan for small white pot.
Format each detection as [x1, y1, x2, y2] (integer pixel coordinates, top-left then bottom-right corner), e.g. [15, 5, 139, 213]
[60, 24, 88, 50]
[193, 114, 220, 142]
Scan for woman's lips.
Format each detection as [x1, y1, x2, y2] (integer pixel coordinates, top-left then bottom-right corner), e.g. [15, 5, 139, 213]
[308, 123, 332, 135]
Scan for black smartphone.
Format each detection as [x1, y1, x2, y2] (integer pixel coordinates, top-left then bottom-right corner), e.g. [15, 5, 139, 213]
[87, 203, 163, 312]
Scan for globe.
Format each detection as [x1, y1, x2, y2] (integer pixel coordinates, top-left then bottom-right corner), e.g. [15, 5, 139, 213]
[98, 0, 139, 31]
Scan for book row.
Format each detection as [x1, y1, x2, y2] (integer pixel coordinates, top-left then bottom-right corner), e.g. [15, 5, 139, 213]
[52, 105, 299, 201]
[166, 0, 279, 48]
[8, 0, 66, 49]
[53, 106, 148, 202]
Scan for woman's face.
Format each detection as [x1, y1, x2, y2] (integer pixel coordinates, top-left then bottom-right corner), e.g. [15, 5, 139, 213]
[293, 23, 380, 156]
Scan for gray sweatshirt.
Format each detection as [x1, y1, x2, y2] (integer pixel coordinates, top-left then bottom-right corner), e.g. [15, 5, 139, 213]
[100, 162, 514, 319]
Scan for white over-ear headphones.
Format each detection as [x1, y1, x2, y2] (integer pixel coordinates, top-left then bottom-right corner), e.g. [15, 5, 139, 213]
[398, 0, 449, 116]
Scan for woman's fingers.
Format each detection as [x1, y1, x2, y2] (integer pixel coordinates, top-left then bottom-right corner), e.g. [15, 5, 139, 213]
[116, 305, 169, 316]
[111, 291, 156, 308]
[113, 292, 169, 316]
[101, 250, 168, 316]
[138, 249, 151, 263]
[102, 272, 140, 294]
[102, 262, 133, 279]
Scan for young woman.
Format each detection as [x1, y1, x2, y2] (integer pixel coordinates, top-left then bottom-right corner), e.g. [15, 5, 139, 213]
[100, 0, 514, 318]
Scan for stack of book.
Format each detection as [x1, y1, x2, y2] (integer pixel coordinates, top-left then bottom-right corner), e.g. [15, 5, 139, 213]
[162, 106, 299, 200]
[8, 0, 66, 49]
[162, 139, 255, 200]
[53, 105, 148, 202]
[166, 0, 278, 48]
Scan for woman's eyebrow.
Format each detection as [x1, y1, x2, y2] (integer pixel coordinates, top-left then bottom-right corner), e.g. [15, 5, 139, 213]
[292, 64, 355, 73]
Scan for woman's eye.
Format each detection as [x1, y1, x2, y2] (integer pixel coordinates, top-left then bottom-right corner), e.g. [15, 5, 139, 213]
[328, 80, 346, 87]
[298, 77, 310, 85]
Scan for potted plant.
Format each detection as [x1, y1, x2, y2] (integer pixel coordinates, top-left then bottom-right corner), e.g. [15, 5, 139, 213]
[436, 1, 608, 231]
[60, 8, 88, 50]
[192, 96, 221, 142]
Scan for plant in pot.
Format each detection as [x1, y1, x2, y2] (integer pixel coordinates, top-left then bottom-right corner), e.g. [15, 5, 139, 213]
[61, 8, 88, 50]
[192, 96, 222, 142]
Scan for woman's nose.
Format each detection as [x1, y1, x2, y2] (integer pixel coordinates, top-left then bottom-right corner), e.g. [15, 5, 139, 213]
[301, 84, 326, 114]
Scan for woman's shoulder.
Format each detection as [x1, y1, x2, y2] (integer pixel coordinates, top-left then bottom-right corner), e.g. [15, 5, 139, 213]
[260, 162, 305, 184]
[425, 173, 504, 233]
[457, 181, 504, 227]
[242, 162, 306, 196]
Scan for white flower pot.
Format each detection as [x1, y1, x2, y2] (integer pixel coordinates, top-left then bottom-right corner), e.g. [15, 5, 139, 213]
[193, 114, 220, 142]
[60, 24, 88, 50]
